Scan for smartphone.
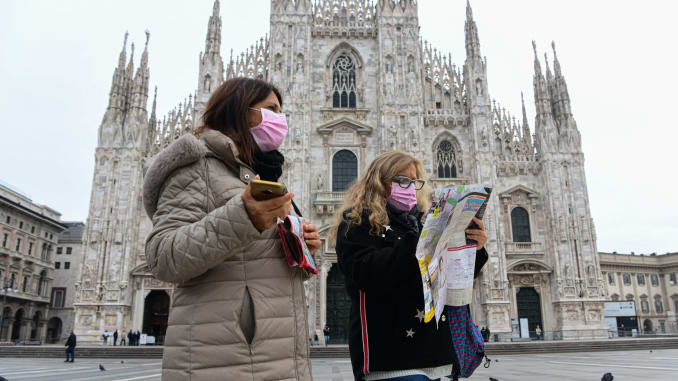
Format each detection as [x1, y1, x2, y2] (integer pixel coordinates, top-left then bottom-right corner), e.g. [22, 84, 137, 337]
[251, 180, 287, 201]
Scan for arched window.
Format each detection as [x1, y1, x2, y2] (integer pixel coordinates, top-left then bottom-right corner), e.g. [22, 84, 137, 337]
[608, 273, 615, 285]
[640, 299, 649, 313]
[332, 150, 358, 192]
[623, 274, 631, 285]
[651, 274, 659, 286]
[436, 140, 457, 178]
[332, 56, 357, 108]
[610, 294, 620, 301]
[637, 274, 645, 285]
[511, 207, 531, 242]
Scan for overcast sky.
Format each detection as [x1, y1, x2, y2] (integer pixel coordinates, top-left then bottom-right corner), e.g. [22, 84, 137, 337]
[1, 0, 676, 254]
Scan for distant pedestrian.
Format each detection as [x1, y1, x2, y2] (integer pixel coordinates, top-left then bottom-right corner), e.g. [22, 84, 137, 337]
[121, 333, 126, 346]
[486, 326, 492, 342]
[102, 330, 109, 345]
[136, 330, 141, 346]
[128, 330, 134, 346]
[313, 332, 319, 346]
[64, 330, 76, 362]
[535, 325, 542, 340]
[480, 327, 487, 342]
[323, 324, 330, 346]
[113, 329, 118, 346]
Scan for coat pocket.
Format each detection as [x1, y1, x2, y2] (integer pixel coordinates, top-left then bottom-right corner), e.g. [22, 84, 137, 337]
[239, 286, 256, 345]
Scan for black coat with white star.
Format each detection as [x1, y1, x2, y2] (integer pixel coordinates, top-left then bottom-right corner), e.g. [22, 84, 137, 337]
[336, 206, 488, 381]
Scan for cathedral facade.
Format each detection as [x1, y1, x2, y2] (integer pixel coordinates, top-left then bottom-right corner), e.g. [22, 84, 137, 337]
[73, 0, 608, 343]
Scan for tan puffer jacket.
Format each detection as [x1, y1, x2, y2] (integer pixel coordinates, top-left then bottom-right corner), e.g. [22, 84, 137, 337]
[142, 129, 312, 381]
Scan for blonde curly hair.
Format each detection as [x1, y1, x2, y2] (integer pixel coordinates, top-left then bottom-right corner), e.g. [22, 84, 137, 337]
[330, 151, 431, 240]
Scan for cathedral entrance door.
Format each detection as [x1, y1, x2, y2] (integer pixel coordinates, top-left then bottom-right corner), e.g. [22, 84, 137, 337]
[516, 287, 542, 338]
[142, 290, 170, 345]
[326, 266, 350, 344]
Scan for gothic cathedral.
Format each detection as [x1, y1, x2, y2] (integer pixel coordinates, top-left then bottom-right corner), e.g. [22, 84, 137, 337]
[74, 0, 608, 342]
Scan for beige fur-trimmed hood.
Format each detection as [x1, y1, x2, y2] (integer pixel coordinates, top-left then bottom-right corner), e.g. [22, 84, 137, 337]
[142, 133, 207, 219]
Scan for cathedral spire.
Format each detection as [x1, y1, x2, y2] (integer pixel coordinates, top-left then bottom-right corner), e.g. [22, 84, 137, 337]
[552, 41, 562, 78]
[118, 31, 129, 70]
[532, 41, 557, 155]
[532, 40, 542, 77]
[196, 0, 225, 112]
[139, 30, 150, 71]
[205, 0, 221, 54]
[465, 0, 481, 59]
[149, 86, 157, 126]
[521, 91, 532, 148]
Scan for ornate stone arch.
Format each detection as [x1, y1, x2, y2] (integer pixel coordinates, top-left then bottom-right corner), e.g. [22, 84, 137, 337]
[508, 259, 553, 275]
[432, 132, 462, 178]
[325, 42, 364, 107]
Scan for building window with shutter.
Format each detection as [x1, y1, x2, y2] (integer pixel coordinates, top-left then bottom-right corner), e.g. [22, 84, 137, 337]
[51, 288, 66, 308]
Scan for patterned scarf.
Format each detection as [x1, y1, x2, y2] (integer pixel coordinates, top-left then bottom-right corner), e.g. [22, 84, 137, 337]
[447, 305, 485, 378]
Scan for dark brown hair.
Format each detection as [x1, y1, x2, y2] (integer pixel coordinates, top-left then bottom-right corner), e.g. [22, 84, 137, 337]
[198, 77, 283, 165]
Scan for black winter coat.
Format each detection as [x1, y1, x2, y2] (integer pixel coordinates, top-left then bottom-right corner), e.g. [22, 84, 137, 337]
[336, 206, 488, 381]
[65, 333, 76, 348]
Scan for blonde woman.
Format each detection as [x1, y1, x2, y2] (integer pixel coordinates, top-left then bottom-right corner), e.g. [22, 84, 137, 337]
[332, 151, 488, 381]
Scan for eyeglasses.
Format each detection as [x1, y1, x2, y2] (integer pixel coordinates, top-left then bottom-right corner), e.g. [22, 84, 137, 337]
[392, 176, 426, 190]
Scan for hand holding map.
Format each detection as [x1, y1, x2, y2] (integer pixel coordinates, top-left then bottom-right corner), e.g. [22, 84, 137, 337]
[415, 184, 492, 325]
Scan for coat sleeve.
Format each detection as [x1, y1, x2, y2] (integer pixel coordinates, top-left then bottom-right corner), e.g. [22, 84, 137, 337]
[144, 163, 265, 283]
[474, 247, 489, 278]
[336, 221, 420, 297]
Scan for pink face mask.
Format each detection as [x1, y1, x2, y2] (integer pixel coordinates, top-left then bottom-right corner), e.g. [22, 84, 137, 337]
[249, 107, 288, 152]
[387, 182, 418, 211]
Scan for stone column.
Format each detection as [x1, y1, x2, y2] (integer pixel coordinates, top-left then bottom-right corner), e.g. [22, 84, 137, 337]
[20, 318, 31, 341]
[1, 319, 14, 341]
[38, 319, 48, 343]
[132, 278, 145, 331]
[319, 261, 331, 341]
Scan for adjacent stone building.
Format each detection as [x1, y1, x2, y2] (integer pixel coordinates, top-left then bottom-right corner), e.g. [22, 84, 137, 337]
[45, 222, 85, 343]
[0, 180, 66, 343]
[600, 252, 678, 334]
[74, 0, 610, 342]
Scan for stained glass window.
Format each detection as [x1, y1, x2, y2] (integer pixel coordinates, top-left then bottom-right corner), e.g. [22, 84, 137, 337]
[436, 140, 457, 178]
[332, 56, 357, 108]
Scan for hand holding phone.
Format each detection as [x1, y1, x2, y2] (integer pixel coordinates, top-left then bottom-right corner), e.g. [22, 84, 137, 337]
[242, 179, 293, 231]
[250, 180, 287, 201]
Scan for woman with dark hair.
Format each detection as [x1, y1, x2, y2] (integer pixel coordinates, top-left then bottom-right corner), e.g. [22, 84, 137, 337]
[142, 77, 320, 381]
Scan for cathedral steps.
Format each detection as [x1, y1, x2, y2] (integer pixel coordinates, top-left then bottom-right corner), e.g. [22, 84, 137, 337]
[0, 338, 676, 358]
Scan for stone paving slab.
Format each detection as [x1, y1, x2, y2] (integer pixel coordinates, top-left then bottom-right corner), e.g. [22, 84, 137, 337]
[1, 349, 677, 380]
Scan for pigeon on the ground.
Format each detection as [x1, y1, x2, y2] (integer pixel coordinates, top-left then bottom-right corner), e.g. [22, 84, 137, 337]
[489, 378, 500, 381]
[601, 372, 614, 381]
[99, 364, 106, 371]
[121, 360, 124, 363]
